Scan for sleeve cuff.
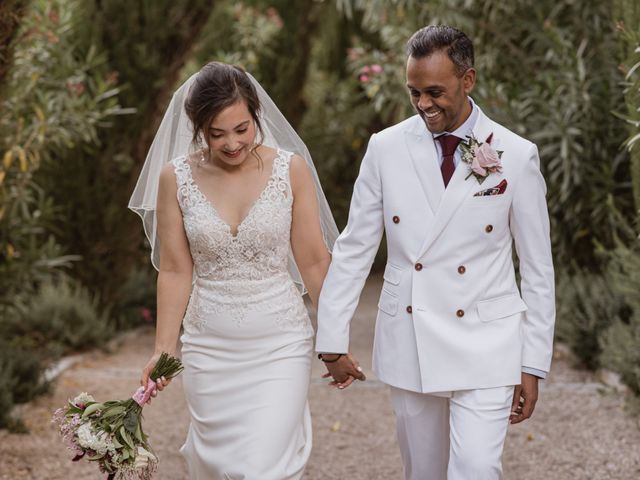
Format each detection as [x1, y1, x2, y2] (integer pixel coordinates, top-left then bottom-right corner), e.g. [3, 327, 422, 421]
[522, 367, 547, 379]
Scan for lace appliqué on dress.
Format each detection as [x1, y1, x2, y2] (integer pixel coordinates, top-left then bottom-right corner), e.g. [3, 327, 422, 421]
[173, 150, 310, 333]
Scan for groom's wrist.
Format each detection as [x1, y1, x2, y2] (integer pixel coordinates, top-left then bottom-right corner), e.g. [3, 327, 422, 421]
[317, 353, 344, 363]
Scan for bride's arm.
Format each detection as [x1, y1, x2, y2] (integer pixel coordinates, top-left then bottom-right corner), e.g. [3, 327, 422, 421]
[140, 163, 193, 392]
[289, 154, 331, 308]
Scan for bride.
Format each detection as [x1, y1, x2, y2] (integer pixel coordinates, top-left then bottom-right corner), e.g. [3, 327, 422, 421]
[129, 62, 351, 479]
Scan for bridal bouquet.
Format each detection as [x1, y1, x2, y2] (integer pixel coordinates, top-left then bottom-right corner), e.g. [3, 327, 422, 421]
[52, 352, 183, 479]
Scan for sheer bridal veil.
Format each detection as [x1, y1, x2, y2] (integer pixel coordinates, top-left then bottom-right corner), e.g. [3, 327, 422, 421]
[128, 68, 339, 293]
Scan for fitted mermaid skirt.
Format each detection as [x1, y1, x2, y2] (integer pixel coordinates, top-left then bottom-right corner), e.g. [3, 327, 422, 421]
[179, 275, 313, 480]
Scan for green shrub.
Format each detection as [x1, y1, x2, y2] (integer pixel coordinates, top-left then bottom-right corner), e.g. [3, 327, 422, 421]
[0, 340, 48, 431]
[555, 269, 630, 370]
[111, 267, 157, 330]
[1, 281, 113, 356]
[601, 240, 640, 404]
[601, 318, 640, 397]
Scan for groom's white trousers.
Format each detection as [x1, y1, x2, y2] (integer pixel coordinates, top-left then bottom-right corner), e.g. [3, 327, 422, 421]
[389, 385, 514, 480]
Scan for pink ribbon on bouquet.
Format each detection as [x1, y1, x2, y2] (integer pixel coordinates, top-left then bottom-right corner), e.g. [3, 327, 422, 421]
[132, 378, 157, 407]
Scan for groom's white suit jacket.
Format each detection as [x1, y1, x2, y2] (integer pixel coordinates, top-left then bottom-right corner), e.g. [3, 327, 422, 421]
[316, 106, 555, 393]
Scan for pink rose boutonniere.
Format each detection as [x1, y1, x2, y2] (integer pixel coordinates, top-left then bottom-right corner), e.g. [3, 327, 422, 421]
[460, 133, 503, 184]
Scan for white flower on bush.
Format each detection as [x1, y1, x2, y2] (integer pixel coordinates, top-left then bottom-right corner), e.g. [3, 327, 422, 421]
[133, 446, 157, 470]
[72, 392, 95, 409]
[76, 423, 115, 455]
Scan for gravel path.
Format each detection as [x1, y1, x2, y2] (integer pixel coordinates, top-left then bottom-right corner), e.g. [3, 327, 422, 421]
[1, 275, 639, 479]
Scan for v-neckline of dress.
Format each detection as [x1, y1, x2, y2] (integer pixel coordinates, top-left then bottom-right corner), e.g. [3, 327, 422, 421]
[185, 149, 282, 239]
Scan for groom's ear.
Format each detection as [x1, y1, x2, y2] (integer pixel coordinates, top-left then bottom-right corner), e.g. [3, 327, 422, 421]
[462, 68, 476, 95]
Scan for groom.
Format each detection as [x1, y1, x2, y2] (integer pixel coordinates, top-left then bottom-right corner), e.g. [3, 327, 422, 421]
[316, 25, 555, 479]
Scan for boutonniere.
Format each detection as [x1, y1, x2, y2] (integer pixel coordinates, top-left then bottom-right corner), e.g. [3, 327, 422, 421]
[460, 132, 503, 184]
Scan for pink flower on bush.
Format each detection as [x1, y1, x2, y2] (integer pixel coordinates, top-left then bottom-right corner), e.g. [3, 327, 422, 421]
[140, 307, 153, 322]
[67, 81, 85, 96]
[471, 142, 502, 177]
[371, 64, 383, 73]
[359, 74, 370, 82]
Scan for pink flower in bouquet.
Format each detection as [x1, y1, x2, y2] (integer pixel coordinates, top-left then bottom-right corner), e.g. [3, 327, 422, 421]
[371, 64, 383, 73]
[471, 142, 502, 177]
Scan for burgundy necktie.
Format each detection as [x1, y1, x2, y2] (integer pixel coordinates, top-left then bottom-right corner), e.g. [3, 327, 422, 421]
[437, 134, 462, 187]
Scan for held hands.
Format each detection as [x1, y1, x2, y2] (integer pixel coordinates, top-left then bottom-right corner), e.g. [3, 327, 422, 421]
[510, 372, 539, 424]
[140, 352, 172, 404]
[320, 353, 366, 389]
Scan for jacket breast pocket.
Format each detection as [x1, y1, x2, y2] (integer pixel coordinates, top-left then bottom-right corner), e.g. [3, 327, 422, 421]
[477, 294, 528, 322]
[465, 193, 510, 212]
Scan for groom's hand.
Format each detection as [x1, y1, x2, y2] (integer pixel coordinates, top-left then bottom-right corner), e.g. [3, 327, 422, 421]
[510, 372, 539, 424]
[321, 353, 366, 389]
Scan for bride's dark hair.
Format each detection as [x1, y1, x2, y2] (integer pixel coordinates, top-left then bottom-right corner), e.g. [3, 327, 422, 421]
[185, 62, 264, 148]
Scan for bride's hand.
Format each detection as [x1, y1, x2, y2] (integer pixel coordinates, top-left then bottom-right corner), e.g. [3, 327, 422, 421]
[140, 353, 172, 404]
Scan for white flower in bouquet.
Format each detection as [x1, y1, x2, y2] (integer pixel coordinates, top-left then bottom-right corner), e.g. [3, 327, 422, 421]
[72, 392, 95, 409]
[77, 423, 116, 456]
[133, 446, 157, 470]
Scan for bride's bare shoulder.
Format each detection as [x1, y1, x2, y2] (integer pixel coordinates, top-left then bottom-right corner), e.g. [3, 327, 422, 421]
[256, 144, 278, 159]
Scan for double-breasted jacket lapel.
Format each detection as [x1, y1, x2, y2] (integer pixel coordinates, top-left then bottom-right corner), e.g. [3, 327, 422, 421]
[403, 116, 444, 216]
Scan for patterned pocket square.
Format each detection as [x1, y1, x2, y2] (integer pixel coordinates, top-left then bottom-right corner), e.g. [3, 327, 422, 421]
[473, 179, 507, 197]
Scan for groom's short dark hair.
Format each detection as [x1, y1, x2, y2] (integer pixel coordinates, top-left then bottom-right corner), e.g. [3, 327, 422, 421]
[407, 25, 474, 76]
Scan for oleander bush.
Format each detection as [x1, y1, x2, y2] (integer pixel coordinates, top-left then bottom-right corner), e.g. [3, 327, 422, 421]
[601, 239, 640, 408]
[600, 1, 640, 407]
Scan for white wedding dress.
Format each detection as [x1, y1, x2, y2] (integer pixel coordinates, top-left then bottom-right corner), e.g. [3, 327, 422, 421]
[173, 149, 313, 480]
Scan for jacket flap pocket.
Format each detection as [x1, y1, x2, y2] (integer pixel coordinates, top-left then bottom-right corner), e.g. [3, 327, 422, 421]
[383, 263, 402, 286]
[477, 294, 528, 322]
[378, 291, 398, 316]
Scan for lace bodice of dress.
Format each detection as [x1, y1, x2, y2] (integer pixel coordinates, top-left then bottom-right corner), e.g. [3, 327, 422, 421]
[172, 149, 293, 281]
